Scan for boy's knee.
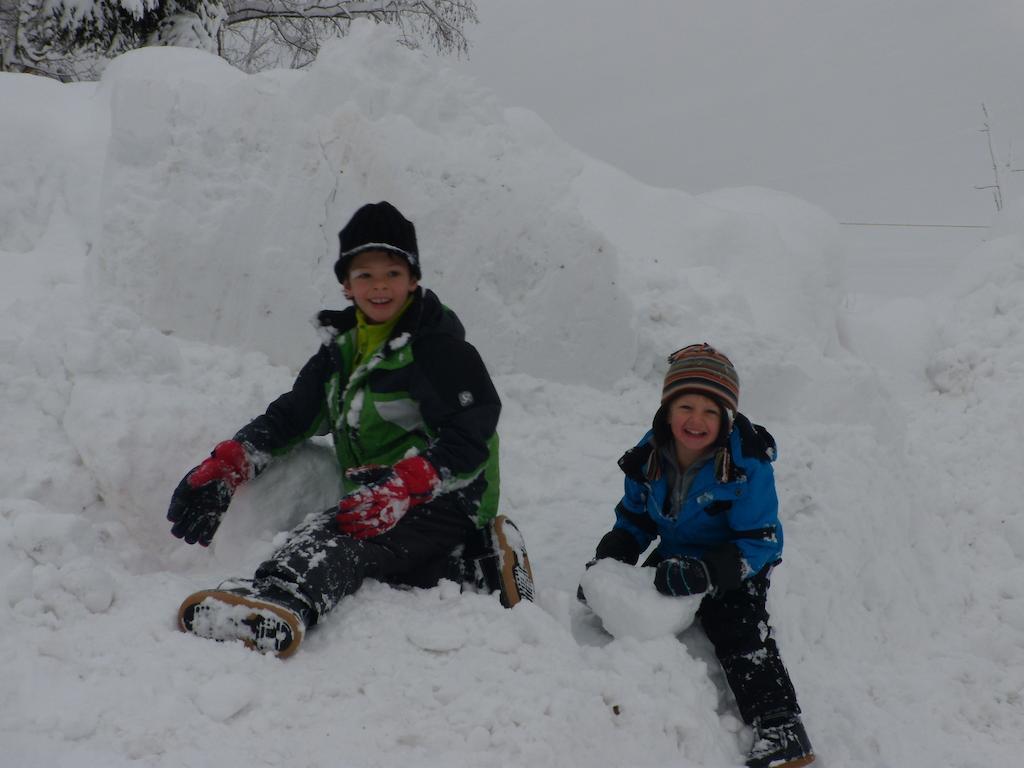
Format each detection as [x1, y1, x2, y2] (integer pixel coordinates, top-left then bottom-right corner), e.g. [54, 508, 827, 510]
[699, 594, 772, 655]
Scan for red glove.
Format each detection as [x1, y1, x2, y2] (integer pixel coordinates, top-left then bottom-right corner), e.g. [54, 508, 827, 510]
[167, 440, 252, 546]
[337, 456, 440, 539]
[187, 440, 252, 490]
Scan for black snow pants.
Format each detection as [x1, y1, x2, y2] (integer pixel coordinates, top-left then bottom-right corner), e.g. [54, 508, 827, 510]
[253, 495, 478, 622]
[698, 568, 801, 724]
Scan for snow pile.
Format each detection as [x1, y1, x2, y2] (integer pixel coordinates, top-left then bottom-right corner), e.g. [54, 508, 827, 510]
[85, 23, 860, 402]
[0, 77, 105, 255]
[570, 160, 901, 438]
[908, 203, 1024, 752]
[2, 23, 1022, 768]
[89, 26, 635, 387]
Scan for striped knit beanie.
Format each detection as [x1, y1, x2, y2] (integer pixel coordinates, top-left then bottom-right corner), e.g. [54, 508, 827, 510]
[661, 343, 739, 413]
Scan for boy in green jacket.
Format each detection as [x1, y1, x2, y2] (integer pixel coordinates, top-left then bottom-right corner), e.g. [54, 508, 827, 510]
[167, 201, 533, 657]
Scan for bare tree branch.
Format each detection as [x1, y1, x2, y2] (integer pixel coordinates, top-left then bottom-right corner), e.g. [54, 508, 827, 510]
[222, 0, 474, 55]
[2, 0, 476, 79]
[978, 102, 1004, 213]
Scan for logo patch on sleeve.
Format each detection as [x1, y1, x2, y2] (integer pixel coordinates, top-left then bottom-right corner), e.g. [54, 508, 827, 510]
[458, 391, 474, 407]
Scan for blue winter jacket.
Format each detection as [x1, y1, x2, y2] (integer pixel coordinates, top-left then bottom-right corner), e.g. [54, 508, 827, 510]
[611, 413, 782, 584]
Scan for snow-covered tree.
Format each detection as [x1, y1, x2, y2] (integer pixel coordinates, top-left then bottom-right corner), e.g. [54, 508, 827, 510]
[1, 0, 93, 80]
[0, 0, 477, 79]
[220, 1, 477, 72]
[1, 0, 221, 79]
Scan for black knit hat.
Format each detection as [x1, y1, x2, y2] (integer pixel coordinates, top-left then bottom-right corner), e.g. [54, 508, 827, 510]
[334, 201, 420, 282]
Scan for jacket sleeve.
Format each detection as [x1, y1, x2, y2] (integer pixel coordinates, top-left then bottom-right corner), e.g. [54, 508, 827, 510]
[610, 474, 658, 557]
[725, 459, 783, 579]
[232, 346, 332, 470]
[408, 335, 500, 484]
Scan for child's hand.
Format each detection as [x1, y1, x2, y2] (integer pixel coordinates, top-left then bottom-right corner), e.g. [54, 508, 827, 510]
[653, 556, 712, 597]
[336, 456, 440, 539]
[167, 440, 252, 546]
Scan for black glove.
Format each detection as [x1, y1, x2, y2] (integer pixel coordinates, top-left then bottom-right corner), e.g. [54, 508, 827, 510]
[167, 440, 251, 546]
[578, 529, 644, 604]
[653, 556, 713, 597]
[576, 558, 598, 604]
[594, 528, 643, 564]
[167, 478, 233, 546]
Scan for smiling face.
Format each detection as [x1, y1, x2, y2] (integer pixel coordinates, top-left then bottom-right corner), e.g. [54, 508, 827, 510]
[342, 250, 419, 324]
[666, 392, 723, 468]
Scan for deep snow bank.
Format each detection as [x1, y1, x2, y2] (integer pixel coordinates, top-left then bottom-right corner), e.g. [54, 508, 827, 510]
[89, 25, 636, 387]
[0, 75, 107, 255]
[84, 22, 853, 399]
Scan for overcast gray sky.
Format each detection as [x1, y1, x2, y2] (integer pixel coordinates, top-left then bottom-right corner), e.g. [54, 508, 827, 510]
[458, 0, 1024, 224]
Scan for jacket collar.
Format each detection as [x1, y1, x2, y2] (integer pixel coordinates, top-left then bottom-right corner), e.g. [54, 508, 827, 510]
[317, 287, 459, 343]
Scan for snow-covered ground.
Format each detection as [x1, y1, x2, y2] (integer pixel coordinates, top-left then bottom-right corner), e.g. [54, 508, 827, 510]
[2, 24, 1022, 768]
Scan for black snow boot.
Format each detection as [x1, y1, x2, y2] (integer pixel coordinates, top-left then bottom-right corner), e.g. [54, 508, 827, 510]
[746, 710, 815, 768]
[178, 580, 313, 659]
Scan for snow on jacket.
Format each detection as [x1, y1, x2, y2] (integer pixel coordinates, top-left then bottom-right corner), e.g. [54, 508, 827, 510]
[611, 413, 782, 583]
[233, 287, 501, 525]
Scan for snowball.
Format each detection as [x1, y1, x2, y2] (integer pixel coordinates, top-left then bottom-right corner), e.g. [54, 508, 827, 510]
[579, 559, 701, 640]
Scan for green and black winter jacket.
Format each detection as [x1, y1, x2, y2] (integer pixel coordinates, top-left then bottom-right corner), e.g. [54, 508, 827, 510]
[234, 288, 501, 525]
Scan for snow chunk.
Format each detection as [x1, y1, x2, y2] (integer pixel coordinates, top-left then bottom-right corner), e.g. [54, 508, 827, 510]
[194, 674, 257, 722]
[59, 562, 115, 614]
[346, 390, 364, 429]
[5, 501, 92, 564]
[407, 620, 466, 653]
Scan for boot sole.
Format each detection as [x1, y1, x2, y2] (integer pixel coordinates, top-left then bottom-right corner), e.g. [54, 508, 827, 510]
[178, 589, 304, 659]
[491, 515, 535, 608]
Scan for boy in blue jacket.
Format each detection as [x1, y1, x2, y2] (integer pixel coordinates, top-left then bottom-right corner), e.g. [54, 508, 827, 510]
[583, 343, 814, 768]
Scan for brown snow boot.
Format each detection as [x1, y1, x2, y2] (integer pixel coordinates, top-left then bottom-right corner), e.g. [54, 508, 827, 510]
[458, 515, 536, 607]
[487, 515, 535, 607]
[178, 581, 311, 659]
